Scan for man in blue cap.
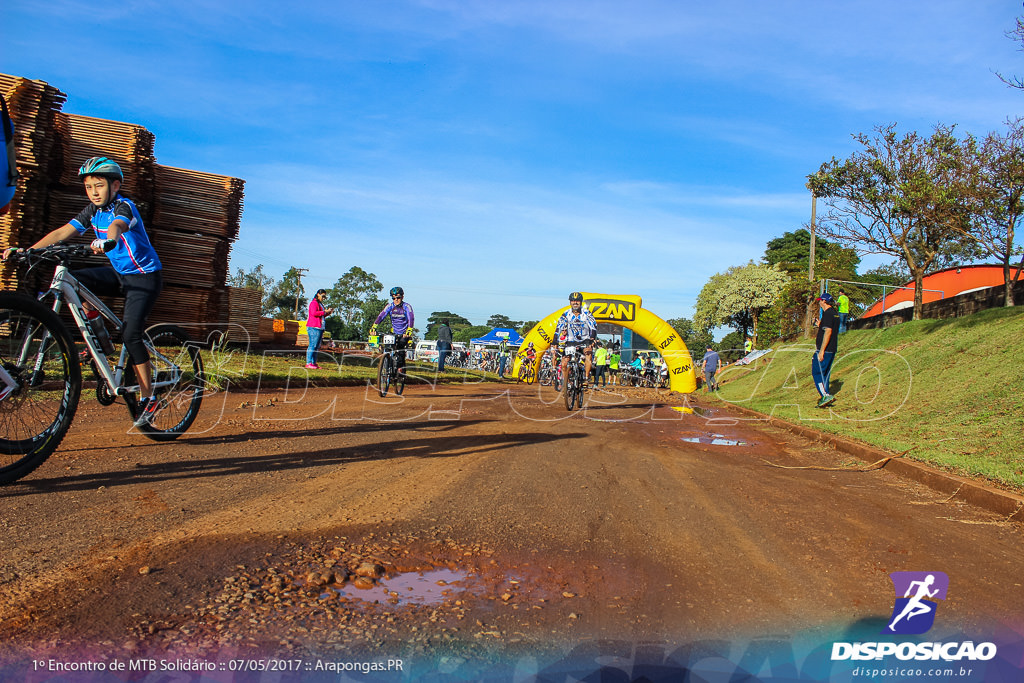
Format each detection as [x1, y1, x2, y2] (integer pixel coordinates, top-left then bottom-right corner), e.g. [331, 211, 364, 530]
[812, 292, 840, 407]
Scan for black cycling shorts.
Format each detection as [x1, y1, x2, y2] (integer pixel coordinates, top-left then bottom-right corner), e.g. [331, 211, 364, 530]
[73, 266, 163, 366]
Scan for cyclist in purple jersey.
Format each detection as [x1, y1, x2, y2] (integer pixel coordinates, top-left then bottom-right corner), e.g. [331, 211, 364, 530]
[3, 157, 163, 427]
[370, 286, 415, 370]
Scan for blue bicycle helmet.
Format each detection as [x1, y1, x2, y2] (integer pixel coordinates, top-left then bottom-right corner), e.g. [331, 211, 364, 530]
[78, 156, 123, 181]
[390, 286, 404, 298]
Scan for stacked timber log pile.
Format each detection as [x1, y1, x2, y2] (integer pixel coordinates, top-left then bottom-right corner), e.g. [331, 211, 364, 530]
[228, 287, 262, 344]
[259, 318, 300, 346]
[1, 73, 246, 340]
[49, 112, 157, 230]
[148, 164, 245, 339]
[0, 75, 67, 289]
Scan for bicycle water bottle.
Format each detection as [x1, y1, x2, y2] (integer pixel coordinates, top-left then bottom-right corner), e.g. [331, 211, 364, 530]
[86, 310, 115, 355]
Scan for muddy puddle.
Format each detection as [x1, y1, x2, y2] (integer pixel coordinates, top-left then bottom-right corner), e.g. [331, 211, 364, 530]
[326, 568, 474, 605]
[680, 434, 749, 446]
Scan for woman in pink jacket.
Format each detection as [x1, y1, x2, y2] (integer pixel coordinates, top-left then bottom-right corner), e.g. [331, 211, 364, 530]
[306, 288, 334, 369]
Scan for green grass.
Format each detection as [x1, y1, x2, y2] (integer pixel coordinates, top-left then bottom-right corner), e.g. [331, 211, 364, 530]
[712, 306, 1024, 492]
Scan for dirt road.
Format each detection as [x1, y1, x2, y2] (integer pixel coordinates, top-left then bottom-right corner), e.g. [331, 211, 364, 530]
[1, 378, 1022, 680]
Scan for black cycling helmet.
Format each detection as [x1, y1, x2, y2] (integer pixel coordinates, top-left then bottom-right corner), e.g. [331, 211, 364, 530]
[390, 286, 404, 298]
[568, 291, 584, 302]
[78, 156, 123, 181]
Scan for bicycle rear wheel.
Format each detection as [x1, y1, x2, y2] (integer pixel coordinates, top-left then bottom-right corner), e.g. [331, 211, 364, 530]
[0, 292, 82, 485]
[124, 324, 204, 441]
[377, 354, 393, 397]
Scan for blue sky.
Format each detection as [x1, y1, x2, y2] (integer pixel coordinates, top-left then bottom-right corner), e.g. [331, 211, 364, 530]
[6, 1, 1022, 326]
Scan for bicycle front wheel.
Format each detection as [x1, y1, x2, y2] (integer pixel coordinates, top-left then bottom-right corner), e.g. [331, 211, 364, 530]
[395, 363, 406, 396]
[563, 369, 576, 411]
[125, 324, 204, 441]
[377, 354, 393, 397]
[0, 292, 82, 485]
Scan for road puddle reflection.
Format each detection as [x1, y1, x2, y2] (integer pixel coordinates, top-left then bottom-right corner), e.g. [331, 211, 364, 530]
[329, 568, 471, 605]
[680, 434, 749, 446]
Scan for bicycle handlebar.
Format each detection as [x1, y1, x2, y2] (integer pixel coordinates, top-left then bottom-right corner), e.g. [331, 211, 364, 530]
[4, 243, 98, 266]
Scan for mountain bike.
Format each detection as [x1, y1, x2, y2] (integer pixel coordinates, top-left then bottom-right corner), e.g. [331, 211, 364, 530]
[0, 244, 205, 485]
[517, 356, 536, 384]
[562, 345, 587, 411]
[539, 360, 553, 386]
[373, 333, 406, 397]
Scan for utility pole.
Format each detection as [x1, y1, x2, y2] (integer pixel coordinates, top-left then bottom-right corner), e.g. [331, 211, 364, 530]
[292, 267, 309, 320]
[803, 189, 818, 338]
[808, 193, 817, 283]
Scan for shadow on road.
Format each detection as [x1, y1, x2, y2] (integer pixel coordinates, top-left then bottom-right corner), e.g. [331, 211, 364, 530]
[183, 418, 495, 446]
[4, 430, 587, 495]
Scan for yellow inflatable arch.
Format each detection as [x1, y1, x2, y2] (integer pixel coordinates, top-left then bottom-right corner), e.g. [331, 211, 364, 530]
[511, 292, 697, 394]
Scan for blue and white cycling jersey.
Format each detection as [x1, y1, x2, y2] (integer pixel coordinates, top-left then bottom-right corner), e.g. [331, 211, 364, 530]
[374, 301, 415, 335]
[556, 306, 597, 344]
[70, 195, 162, 275]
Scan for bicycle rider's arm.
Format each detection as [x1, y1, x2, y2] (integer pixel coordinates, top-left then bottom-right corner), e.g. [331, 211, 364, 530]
[373, 302, 392, 327]
[102, 217, 129, 248]
[3, 223, 77, 260]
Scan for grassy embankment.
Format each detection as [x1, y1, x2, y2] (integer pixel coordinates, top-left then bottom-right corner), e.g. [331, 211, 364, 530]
[710, 306, 1024, 493]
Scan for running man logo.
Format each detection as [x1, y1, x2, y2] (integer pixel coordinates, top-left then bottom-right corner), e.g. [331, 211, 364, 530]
[884, 571, 949, 635]
[586, 299, 636, 322]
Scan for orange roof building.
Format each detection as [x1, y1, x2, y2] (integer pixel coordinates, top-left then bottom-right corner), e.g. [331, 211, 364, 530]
[859, 265, 1023, 318]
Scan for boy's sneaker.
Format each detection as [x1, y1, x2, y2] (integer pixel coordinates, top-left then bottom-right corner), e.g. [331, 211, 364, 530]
[816, 394, 835, 408]
[134, 397, 160, 427]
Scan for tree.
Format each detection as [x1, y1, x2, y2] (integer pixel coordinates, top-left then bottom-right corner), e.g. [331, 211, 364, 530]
[666, 317, 714, 355]
[424, 311, 473, 339]
[519, 320, 540, 337]
[809, 124, 973, 320]
[453, 325, 490, 343]
[763, 228, 863, 339]
[718, 330, 746, 363]
[227, 264, 276, 316]
[764, 229, 860, 278]
[997, 17, 1024, 90]
[757, 278, 816, 342]
[328, 266, 383, 326]
[266, 267, 307, 320]
[693, 261, 790, 348]
[960, 119, 1024, 306]
[860, 261, 910, 287]
[486, 313, 522, 330]
[359, 297, 388, 338]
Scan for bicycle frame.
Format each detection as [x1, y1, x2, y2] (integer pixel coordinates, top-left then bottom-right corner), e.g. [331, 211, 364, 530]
[41, 263, 180, 398]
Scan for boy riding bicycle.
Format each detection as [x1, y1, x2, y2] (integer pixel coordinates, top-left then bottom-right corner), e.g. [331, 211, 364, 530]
[370, 286, 415, 370]
[2, 157, 163, 427]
